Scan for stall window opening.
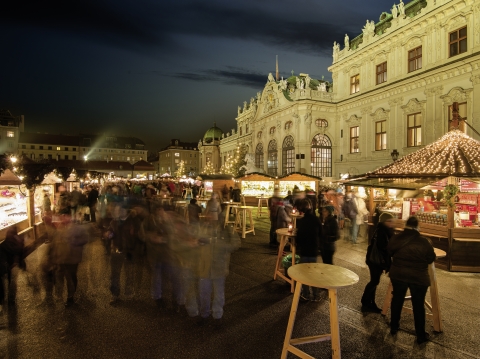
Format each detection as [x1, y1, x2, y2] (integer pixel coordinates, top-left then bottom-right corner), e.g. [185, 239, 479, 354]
[407, 113, 422, 147]
[350, 126, 359, 153]
[311, 134, 332, 177]
[375, 121, 387, 151]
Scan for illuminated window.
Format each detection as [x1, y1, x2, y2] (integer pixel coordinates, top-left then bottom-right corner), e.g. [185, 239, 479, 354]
[7, 131, 14, 138]
[350, 126, 359, 153]
[282, 136, 295, 175]
[311, 134, 332, 177]
[175, 153, 180, 157]
[56, 147, 61, 151]
[408, 46, 422, 73]
[315, 119, 328, 128]
[375, 121, 387, 151]
[449, 27, 467, 57]
[350, 74, 360, 94]
[267, 140, 277, 176]
[255, 143, 264, 169]
[407, 113, 422, 147]
[448, 102, 467, 132]
[376, 62, 387, 85]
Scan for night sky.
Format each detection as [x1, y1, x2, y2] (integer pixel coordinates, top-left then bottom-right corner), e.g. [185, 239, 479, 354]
[0, 0, 408, 152]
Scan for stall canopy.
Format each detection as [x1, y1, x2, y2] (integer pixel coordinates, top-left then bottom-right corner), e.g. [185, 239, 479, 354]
[346, 130, 480, 189]
[42, 172, 63, 185]
[0, 169, 22, 185]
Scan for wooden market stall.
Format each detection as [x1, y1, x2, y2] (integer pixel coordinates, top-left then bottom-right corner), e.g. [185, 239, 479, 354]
[237, 172, 276, 206]
[197, 174, 235, 198]
[345, 129, 480, 272]
[278, 172, 322, 197]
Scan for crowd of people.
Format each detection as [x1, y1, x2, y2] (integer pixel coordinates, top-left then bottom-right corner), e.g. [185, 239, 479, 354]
[0, 181, 437, 343]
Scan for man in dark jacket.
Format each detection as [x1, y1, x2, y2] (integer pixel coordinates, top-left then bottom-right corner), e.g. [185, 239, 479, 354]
[361, 214, 394, 312]
[267, 191, 282, 247]
[295, 198, 322, 301]
[387, 216, 436, 344]
[0, 226, 25, 308]
[87, 185, 99, 223]
[320, 205, 339, 265]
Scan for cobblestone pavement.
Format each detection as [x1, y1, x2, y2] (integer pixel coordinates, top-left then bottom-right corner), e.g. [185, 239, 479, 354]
[0, 217, 479, 359]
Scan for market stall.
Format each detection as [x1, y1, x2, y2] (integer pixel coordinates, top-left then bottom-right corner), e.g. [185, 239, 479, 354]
[345, 129, 480, 272]
[278, 172, 321, 197]
[238, 172, 275, 206]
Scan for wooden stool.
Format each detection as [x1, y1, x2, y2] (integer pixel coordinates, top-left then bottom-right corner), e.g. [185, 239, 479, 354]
[290, 213, 304, 229]
[240, 194, 246, 206]
[256, 196, 269, 216]
[282, 263, 359, 359]
[183, 188, 192, 199]
[274, 228, 297, 293]
[223, 202, 240, 228]
[381, 248, 445, 333]
[234, 206, 255, 239]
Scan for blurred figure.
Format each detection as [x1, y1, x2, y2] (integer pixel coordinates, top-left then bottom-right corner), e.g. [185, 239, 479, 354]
[320, 205, 340, 265]
[87, 185, 99, 224]
[305, 187, 317, 216]
[0, 226, 25, 310]
[295, 199, 321, 301]
[353, 192, 369, 244]
[188, 199, 203, 234]
[55, 185, 70, 215]
[268, 190, 282, 247]
[342, 192, 358, 243]
[275, 201, 291, 232]
[231, 184, 241, 203]
[283, 190, 293, 205]
[361, 214, 394, 313]
[205, 192, 221, 229]
[388, 216, 436, 344]
[195, 212, 240, 326]
[221, 184, 229, 202]
[109, 205, 136, 304]
[50, 214, 88, 307]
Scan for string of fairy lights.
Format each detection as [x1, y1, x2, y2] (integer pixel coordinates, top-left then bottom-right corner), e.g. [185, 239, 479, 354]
[372, 130, 480, 175]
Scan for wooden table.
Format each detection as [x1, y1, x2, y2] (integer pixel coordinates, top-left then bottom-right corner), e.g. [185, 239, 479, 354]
[234, 206, 255, 239]
[274, 228, 297, 293]
[382, 248, 446, 332]
[256, 196, 269, 217]
[223, 202, 240, 228]
[282, 263, 359, 359]
[159, 197, 172, 206]
[290, 213, 304, 229]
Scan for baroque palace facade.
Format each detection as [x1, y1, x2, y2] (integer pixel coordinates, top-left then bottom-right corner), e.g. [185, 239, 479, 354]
[199, 0, 480, 179]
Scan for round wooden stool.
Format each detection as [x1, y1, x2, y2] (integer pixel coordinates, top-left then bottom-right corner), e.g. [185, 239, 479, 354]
[282, 263, 359, 359]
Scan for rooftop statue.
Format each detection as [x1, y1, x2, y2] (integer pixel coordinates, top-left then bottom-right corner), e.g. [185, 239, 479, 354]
[344, 34, 350, 50]
[279, 77, 288, 91]
[398, 0, 405, 16]
[256, 91, 261, 101]
[317, 83, 326, 92]
[305, 74, 311, 89]
[392, 3, 398, 18]
[238, 106, 241, 115]
[296, 77, 301, 89]
[362, 20, 375, 37]
[268, 73, 275, 82]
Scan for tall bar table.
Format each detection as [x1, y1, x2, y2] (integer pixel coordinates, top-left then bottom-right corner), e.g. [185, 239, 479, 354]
[282, 263, 359, 359]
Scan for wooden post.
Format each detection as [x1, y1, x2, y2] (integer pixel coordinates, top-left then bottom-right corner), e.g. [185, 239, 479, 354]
[369, 187, 375, 216]
[27, 188, 37, 241]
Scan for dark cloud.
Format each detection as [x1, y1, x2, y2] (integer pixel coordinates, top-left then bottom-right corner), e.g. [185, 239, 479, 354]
[163, 66, 267, 89]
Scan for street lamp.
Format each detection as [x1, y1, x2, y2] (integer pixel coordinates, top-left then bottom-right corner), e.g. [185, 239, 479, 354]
[390, 149, 399, 162]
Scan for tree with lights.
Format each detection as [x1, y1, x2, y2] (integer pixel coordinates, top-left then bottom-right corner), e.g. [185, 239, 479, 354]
[220, 144, 247, 177]
[175, 160, 186, 178]
[203, 161, 215, 175]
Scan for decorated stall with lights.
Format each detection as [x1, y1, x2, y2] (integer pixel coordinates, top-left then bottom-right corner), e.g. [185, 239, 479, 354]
[196, 174, 235, 199]
[345, 129, 480, 272]
[238, 172, 276, 206]
[277, 173, 321, 197]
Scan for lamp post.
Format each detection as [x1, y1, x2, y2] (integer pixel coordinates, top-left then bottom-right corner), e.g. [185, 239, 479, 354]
[390, 149, 399, 162]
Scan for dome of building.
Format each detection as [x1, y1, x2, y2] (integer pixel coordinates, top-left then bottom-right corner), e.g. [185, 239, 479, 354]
[203, 123, 223, 144]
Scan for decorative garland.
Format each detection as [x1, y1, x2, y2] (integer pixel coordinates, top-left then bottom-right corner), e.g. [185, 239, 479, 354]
[443, 184, 459, 208]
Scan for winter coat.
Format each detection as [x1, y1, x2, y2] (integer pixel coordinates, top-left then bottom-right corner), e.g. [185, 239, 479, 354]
[295, 211, 321, 257]
[320, 214, 339, 252]
[353, 197, 369, 225]
[275, 206, 291, 230]
[366, 222, 393, 271]
[188, 203, 203, 223]
[387, 228, 436, 287]
[0, 231, 25, 273]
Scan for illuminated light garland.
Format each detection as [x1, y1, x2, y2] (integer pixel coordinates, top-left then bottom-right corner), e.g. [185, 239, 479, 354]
[371, 130, 480, 176]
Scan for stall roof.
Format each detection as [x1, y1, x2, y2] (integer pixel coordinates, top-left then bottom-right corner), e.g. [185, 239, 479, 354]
[0, 169, 22, 185]
[239, 172, 276, 181]
[345, 177, 448, 190]
[368, 130, 480, 177]
[278, 172, 322, 181]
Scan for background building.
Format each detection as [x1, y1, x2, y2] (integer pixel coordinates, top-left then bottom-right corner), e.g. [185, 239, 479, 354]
[0, 110, 24, 155]
[200, 0, 480, 179]
[159, 139, 199, 175]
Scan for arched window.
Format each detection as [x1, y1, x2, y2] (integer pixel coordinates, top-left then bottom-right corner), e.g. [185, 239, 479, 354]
[311, 134, 332, 177]
[282, 136, 295, 175]
[269, 126, 276, 135]
[267, 140, 278, 176]
[255, 143, 264, 169]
